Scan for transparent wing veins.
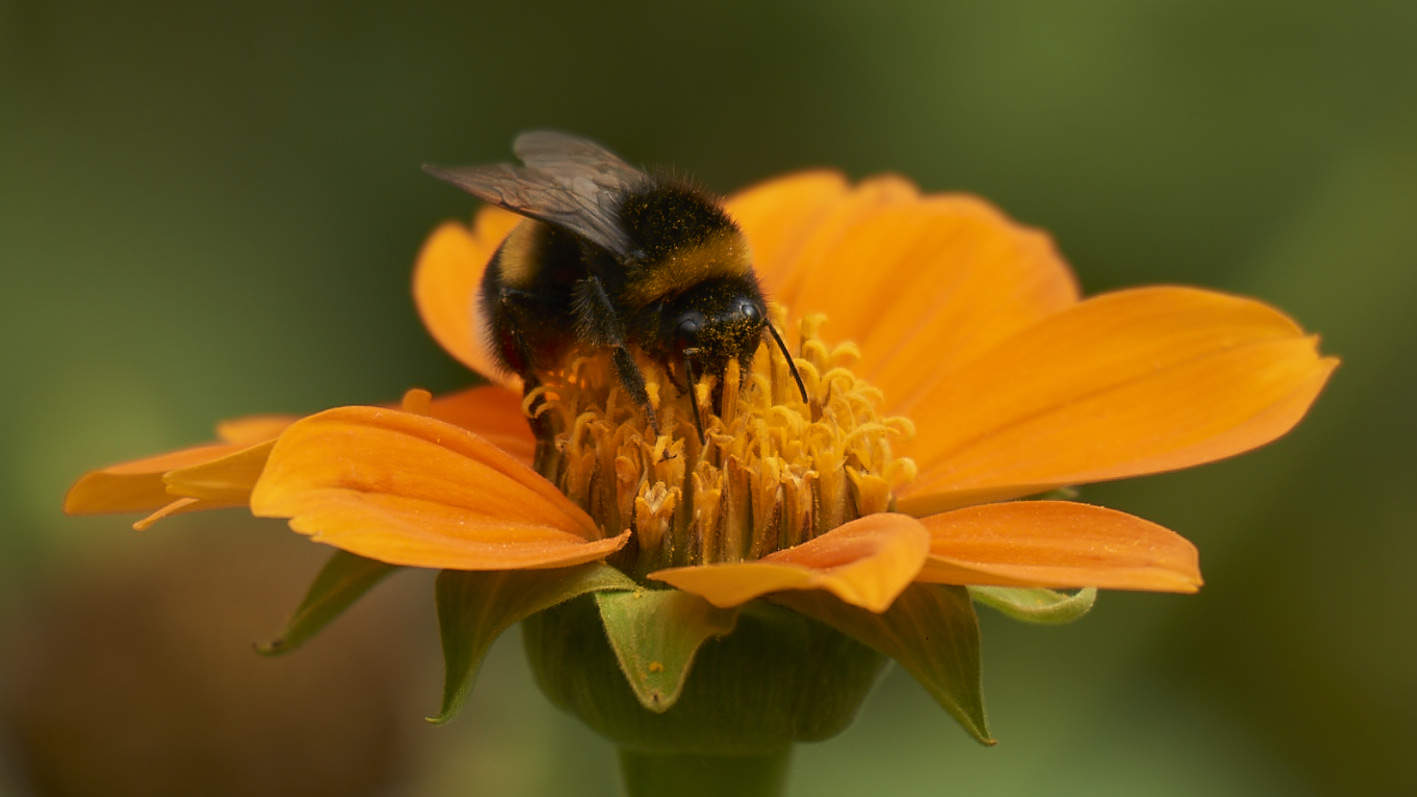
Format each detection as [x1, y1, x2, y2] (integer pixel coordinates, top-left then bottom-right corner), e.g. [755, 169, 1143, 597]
[424, 132, 649, 258]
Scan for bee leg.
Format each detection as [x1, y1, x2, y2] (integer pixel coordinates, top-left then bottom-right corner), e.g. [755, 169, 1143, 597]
[488, 286, 572, 469]
[573, 275, 661, 436]
[503, 320, 562, 470]
[681, 356, 707, 442]
[611, 346, 660, 437]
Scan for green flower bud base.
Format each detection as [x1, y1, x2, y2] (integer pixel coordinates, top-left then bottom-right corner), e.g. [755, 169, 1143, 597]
[523, 595, 888, 795]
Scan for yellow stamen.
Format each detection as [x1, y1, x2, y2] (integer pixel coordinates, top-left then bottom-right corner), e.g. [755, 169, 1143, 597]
[401, 388, 433, 416]
[532, 307, 914, 576]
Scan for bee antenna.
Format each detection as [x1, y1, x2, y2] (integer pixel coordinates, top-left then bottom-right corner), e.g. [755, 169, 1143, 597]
[766, 322, 809, 403]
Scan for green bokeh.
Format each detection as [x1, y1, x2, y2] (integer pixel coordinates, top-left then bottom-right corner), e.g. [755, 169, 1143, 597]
[3, 1, 1413, 794]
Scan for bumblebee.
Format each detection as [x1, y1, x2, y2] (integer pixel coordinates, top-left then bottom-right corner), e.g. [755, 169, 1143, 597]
[424, 132, 805, 439]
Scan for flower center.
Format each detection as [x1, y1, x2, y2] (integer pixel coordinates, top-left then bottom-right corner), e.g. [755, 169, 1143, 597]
[529, 309, 916, 577]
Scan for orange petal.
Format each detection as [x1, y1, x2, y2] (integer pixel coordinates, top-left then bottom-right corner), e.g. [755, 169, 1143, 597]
[66, 410, 295, 518]
[788, 195, 1079, 408]
[164, 440, 276, 503]
[133, 497, 228, 531]
[65, 387, 529, 522]
[249, 406, 626, 570]
[725, 170, 850, 289]
[215, 414, 297, 444]
[427, 385, 535, 468]
[64, 442, 247, 515]
[900, 286, 1339, 515]
[412, 210, 522, 388]
[649, 513, 929, 612]
[915, 501, 1202, 593]
[728, 173, 920, 334]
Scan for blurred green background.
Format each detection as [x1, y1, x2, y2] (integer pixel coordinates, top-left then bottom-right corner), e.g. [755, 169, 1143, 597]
[2, 1, 1413, 794]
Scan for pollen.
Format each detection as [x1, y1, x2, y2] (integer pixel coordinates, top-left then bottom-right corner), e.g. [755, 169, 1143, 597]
[528, 308, 916, 577]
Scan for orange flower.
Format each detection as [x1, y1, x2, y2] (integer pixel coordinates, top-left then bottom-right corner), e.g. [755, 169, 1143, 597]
[261, 171, 1332, 604]
[65, 168, 1336, 745]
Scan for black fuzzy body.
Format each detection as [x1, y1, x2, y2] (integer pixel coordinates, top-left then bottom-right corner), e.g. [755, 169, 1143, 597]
[480, 181, 767, 393]
[426, 132, 782, 435]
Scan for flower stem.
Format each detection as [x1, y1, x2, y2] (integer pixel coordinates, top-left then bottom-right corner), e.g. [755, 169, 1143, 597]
[617, 747, 793, 797]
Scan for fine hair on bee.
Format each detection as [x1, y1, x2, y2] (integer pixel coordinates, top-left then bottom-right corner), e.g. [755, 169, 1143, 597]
[424, 132, 808, 442]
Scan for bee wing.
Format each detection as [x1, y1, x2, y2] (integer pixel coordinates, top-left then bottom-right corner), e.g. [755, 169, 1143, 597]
[512, 130, 639, 178]
[424, 132, 649, 259]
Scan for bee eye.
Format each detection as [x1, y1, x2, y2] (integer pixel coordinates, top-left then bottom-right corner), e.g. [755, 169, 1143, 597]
[739, 302, 761, 323]
[676, 315, 703, 348]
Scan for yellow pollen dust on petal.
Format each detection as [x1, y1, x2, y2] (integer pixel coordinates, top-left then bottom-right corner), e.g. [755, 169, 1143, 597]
[528, 307, 916, 577]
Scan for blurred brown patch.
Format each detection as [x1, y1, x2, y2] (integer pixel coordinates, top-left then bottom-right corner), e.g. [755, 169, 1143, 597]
[1, 522, 430, 797]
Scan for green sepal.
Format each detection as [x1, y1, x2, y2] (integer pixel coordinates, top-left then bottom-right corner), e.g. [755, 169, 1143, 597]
[432, 562, 636, 725]
[596, 589, 740, 713]
[525, 597, 886, 754]
[256, 550, 399, 655]
[774, 583, 994, 745]
[970, 586, 1097, 624]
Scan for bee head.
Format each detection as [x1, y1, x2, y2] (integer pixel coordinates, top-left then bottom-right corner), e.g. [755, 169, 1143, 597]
[660, 278, 768, 377]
